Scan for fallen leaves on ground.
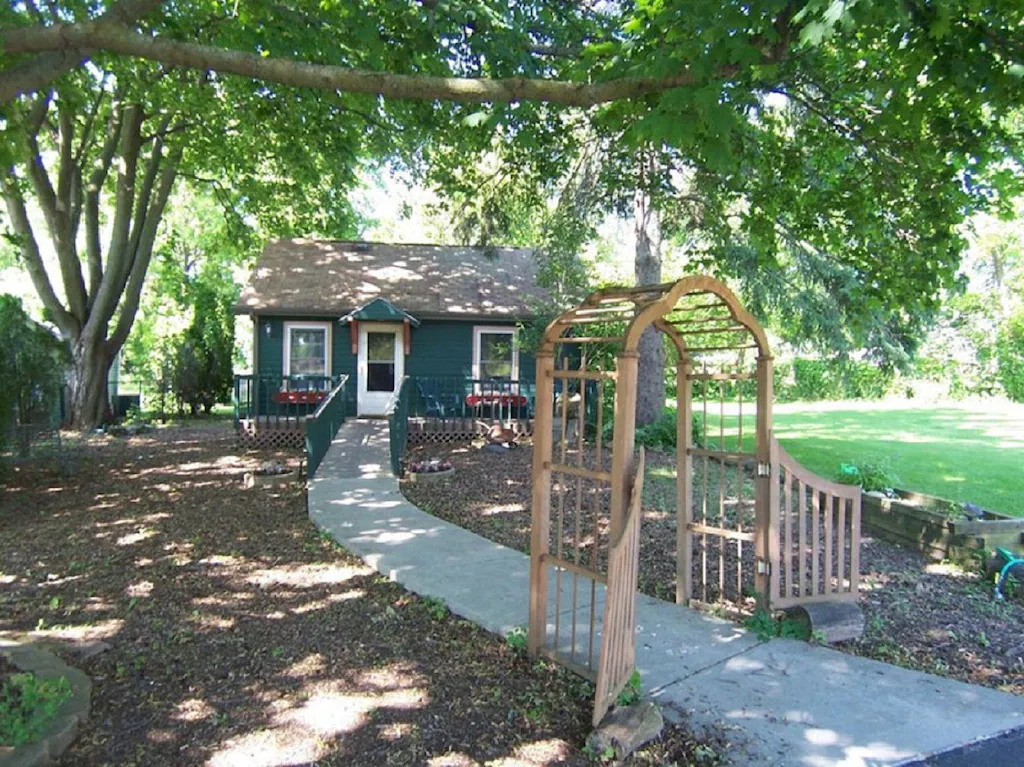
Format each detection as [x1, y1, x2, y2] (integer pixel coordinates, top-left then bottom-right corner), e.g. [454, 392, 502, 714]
[0, 423, 728, 765]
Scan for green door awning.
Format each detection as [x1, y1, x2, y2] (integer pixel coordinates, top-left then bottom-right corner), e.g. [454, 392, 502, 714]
[341, 297, 420, 326]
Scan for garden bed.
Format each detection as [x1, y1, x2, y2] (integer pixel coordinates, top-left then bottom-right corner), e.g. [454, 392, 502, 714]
[862, 489, 1024, 563]
[402, 442, 1024, 695]
[0, 642, 91, 765]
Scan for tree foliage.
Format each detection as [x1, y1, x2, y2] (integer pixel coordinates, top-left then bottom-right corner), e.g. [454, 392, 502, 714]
[1, 0, 1023, 418]
[122, 186, 248, 416]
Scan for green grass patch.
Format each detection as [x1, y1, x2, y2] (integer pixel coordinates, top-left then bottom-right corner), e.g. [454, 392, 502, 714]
[717, 400, 1023, 516]
[0, 672, 72, 747]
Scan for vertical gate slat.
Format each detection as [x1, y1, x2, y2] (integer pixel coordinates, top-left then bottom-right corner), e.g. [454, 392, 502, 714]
[736, 360, 745, 600]
[850, 493, 862, 596]
[677, 360, 693, 605]
[768, 435, 781, 603]
[798, 479, 807, 598]
[824, 492, 834, 596]
[811, 490, 821, 597]
[718, 380, 725, 600]
[837, 496, 847, 594]
[784, 466, 793, 599]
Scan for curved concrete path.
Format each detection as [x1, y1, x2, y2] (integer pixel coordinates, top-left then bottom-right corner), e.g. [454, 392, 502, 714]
[309, 420, 1024, 766]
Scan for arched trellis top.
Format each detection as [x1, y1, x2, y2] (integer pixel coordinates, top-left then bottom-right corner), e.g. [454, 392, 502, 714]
[540, 275, 771, 360]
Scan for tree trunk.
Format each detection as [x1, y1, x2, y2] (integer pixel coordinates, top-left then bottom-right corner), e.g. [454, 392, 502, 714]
[634, 185, 664, 428]
[68, 337, 111, 429]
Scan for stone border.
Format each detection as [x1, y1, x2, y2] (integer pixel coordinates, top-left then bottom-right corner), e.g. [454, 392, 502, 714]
[244, 468, 300, 488]
[0, 640, 91, 767]
[406, 467, 455, 482]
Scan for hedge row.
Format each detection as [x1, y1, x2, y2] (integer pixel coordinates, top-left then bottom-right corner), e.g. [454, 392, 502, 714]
[679, 358, 893, 403]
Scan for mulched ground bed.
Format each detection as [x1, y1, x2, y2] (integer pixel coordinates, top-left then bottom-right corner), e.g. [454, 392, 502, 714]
[402, 441, 1024, 696]
[0, 422, 728, 765]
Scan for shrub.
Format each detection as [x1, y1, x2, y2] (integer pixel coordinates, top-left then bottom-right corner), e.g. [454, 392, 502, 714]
[997, 311, 1024, 402]
[634, 407, 704, 450]
[170, 281, 235, 416]
[0, 673, 72, 747]
[601, 406, 704, 450]
[0, 296, 66, 452]
[792, 359, 844, 400]
[836, 460, 901, 493]
[843, 361, 891, 399]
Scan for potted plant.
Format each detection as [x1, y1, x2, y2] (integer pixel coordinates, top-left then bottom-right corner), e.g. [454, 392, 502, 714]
[405, 458, 454, 481]
[244, 461, 299, 488]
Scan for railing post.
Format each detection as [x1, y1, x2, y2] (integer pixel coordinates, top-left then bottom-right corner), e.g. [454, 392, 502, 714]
[676, 356, 693, 605]
[754, 354, 774, 610]
[528, 351, 555, 655]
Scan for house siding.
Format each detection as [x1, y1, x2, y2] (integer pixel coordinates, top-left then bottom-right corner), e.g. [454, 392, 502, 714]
[255, 316, 535, 413]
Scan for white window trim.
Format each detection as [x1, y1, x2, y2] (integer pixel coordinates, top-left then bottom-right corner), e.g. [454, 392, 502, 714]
[472, 325, 519, 382]
[283, 321, 332, 378]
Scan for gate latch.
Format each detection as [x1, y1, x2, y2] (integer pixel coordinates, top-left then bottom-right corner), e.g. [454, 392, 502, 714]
[757, 559, 771, 575]
[756, 462, 771, 477]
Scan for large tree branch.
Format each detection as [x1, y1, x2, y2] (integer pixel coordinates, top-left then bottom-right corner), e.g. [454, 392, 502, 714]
[1, 171, 78, 336]
[23, 101, 89, 323]
[0, 21, 742, 107]
[85, 100, 124, 304]
[107, 146, 181, 353]
[0, 0, 165, 103]
[87, 104, 143, 339]
[117, 114, 172, 305]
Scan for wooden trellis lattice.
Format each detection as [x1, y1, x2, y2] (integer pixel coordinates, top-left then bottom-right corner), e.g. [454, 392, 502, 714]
[528, 275, 861, 726]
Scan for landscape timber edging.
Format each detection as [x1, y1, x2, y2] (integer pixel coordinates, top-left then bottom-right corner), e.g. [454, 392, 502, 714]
[861, 490, 1024, 563]
[0, 640, 91, 767]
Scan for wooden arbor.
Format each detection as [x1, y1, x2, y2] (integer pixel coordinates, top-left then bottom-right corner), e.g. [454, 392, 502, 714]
[527, 276, 861, 725]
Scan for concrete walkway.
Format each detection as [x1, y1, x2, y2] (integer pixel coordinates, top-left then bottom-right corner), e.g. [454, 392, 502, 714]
[309, 420, 1024, 766]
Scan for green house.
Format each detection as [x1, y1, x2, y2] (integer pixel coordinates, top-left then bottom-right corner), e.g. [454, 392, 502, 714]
[233, 240, 546, 430]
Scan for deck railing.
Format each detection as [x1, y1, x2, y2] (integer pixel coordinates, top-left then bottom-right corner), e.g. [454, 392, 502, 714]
[305, 376, 349, 477]
[407, 376, 599, 424]
[387, 377, 412, 475]
[233, 374, 342, 427]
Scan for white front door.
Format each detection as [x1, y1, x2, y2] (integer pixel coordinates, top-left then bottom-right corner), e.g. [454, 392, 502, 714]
[357, 323, 404, 416]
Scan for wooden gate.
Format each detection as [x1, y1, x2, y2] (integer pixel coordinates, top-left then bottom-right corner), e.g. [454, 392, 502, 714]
[528, 353, 630, 724]
[769, 437, 861, 606]
[593, 449, 644, 725]
[676, 355, 768, 609]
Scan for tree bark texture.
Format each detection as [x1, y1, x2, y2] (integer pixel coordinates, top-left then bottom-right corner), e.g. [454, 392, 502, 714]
[634, 179, 664, 428]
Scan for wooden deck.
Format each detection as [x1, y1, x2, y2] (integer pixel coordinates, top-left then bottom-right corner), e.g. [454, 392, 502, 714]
[407, 416, 537, 443]
[236, 416, 309, 450]
[238, 415, 539, 451]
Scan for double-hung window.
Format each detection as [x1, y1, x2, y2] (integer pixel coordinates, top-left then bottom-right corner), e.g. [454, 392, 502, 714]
[283, 322, 330, 381]
[473, 326, 518, 382]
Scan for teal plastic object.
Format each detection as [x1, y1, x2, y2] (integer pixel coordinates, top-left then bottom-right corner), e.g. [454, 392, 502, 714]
[994, 547, 1024, 601]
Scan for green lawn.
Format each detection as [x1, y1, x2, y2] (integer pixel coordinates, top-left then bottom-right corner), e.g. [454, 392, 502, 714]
[720, 400, 1023, 516]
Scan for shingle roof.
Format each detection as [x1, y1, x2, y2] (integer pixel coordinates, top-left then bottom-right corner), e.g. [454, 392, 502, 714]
[234, 239, 548, 319]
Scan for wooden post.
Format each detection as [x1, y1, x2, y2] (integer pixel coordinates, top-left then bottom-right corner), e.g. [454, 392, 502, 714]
[753, 354, 774, 610]
[609, 352, 638, 541]
[252, 316, 260, 425]
[676, 356, 693, 605]
[528, 350, 556, 655]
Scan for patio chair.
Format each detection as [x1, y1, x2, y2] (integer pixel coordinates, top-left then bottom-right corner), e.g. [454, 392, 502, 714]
[415, 381, 447, 417]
